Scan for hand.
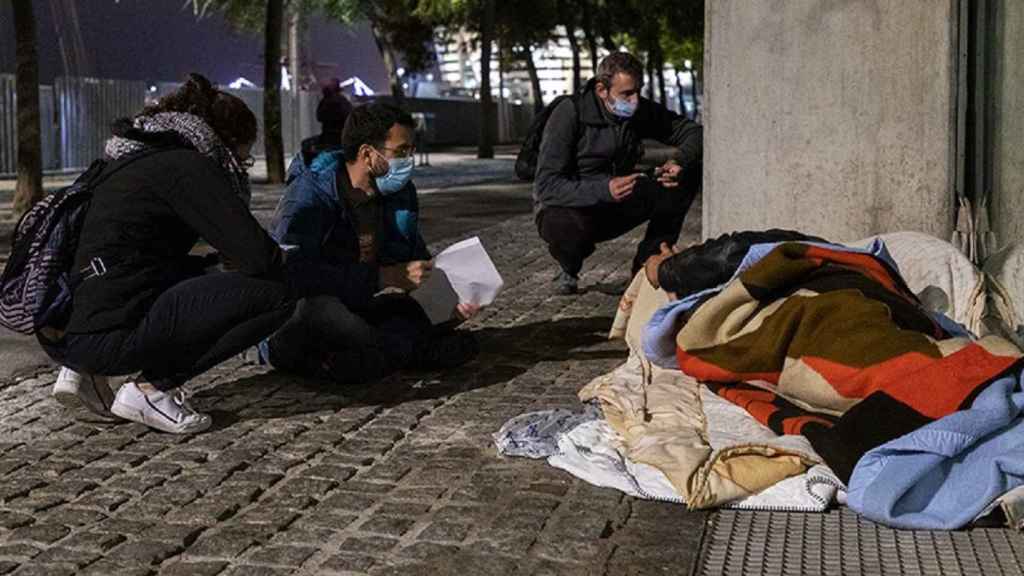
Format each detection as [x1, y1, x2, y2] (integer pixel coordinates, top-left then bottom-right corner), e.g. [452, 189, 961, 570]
[655, 160, 682, 188]
[609, 173, 642, 202]
[453, 302, 481, 322]
[380, 259, 433, 292]
[644, 242, 679, 288]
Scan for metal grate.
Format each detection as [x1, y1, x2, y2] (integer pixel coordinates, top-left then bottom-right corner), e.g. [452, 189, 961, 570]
[697, 508, 1024, 576]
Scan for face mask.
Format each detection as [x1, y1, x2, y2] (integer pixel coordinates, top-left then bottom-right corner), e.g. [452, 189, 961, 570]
[609, 96, 638, 119]
[372, 151, 415, 195]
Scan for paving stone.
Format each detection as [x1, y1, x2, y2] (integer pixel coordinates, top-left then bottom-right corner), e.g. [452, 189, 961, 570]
[288, 513, 358, 532]
[357, 516, 417, 538]
[6, 523, 69, 544]
[318, 492, 378, 512]
[0, 511, 33, 530]
[320, 553, 376, 573]
[396, 541, 461, 561]
[417, 521, 471, 543]
[337, 536, 399, 555]
[157, 561, 227, 576]
[77, 559, 154, 576]
[4, 494, 65, 513]
[42, 507, 107, 527]
[0, 543, 41, 559]
[8, 564, 76, 576]
[31, 547, 100, 567]
[245, 545, 317, 567]
[105, 540, 183, 566]
[0, 562, 16, 575]
[186, 531, 259, 559]
[61, 531, 127, 552]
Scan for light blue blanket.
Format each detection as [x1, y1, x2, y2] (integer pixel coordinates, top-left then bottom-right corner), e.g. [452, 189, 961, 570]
[847, 366, 1024, 529]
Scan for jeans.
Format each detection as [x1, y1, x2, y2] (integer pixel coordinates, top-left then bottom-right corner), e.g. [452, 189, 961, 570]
[42, 272, 295, 391]
[536, 178, 697, 276]
[266, 293, 433, 386]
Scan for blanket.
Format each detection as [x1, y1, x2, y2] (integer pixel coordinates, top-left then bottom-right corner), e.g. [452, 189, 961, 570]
[673, 242, 1023, 482]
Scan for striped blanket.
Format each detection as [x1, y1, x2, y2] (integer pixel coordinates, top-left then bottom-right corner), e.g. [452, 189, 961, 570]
[675, 242, 1023, 482]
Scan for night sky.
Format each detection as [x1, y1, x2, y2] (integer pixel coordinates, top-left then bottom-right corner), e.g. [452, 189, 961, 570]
[0, 0, 391, 90]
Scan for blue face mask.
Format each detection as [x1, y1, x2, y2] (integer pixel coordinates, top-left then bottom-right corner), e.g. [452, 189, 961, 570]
[373, 153, 415, 195]
[609, 96, 638, 119]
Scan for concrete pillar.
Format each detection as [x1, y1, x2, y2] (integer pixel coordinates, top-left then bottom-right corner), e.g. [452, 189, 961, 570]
[703, 1, 957, 242]
[989, 0, 1024, 250]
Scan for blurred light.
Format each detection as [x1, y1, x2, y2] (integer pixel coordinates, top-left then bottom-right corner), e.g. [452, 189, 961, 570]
[229, 77, 257, 89]
[397, 67, 406, 77]
[684, 59, 693, 70]
[148, 85, 157, 93]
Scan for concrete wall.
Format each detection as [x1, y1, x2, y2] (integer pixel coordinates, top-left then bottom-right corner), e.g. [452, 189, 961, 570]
[703, 1, 957, 242]
[989, 0, 1024, 250]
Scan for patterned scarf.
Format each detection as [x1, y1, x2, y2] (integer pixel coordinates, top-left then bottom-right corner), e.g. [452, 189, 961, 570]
[105, 112, 252, 206]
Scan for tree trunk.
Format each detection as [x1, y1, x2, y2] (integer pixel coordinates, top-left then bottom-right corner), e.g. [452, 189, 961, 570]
[498, 46, 505, 143]
[645, 51, 655, 100]
[565, 25, 582, 93]
[581, 2, 599, 74]
[655, 49, 667, 105]
[477, 0, 496, 159]
[523, 45, 544, 114]
[13, 0, 43, 217]
[371, 21, 405, 103]
[263, 0, 286, 184]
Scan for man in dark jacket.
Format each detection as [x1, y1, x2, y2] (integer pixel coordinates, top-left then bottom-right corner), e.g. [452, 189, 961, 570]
[534, 52, 703, 294]
[263, 103, 478, 385]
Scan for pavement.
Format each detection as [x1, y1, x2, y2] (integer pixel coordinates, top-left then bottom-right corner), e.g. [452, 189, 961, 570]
[0, 151, 709, 575]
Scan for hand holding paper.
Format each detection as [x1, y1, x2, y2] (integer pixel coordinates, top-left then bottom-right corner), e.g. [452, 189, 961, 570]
[411, 237, 504, 324]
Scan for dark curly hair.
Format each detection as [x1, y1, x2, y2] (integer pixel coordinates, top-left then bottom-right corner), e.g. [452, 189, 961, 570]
[141, 73, 259, 147]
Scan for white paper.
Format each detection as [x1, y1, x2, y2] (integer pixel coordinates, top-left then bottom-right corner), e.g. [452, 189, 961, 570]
[411, 237, 504, 324]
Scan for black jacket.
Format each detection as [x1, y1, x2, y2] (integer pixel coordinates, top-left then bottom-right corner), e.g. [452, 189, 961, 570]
[533, 80, 703, 210]
[67, 149, 283, 333]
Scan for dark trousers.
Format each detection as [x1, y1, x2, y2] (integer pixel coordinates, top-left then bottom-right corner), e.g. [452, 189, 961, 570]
[536, 178, 697, 276]
[42, 273, 295, 391]
[266, 293, 432, 386]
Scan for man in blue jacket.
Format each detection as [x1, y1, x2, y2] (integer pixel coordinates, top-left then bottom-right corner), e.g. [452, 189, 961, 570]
[262, 102, 477, 385]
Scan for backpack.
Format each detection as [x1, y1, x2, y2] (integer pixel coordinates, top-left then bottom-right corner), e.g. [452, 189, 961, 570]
[515, 94, 583, 182]
[0, 149, 163, 335]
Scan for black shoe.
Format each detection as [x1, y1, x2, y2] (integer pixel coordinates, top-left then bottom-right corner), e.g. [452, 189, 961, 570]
[553, 270, 579, 295]
[412, 331, 480, 370]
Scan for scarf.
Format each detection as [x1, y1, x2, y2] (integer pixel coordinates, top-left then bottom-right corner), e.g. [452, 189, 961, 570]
[105, 112, 252, 206]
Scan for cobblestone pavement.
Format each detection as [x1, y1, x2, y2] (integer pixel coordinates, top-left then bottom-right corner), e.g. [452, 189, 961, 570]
[0, 181, 708, 575]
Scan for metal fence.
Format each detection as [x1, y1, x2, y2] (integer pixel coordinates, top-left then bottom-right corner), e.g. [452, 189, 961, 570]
[1, 75, 533, 176]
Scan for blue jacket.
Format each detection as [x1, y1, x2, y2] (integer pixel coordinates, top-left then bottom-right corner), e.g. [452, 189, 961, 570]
[269, 150, 431, 308]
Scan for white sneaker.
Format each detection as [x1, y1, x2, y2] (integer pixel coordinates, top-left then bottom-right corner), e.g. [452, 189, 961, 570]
[110, 382, 212, 434]
[53, 367, 117, 421]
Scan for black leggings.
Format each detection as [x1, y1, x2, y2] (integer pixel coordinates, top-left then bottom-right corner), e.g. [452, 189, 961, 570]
[42, 272, 295, 391]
